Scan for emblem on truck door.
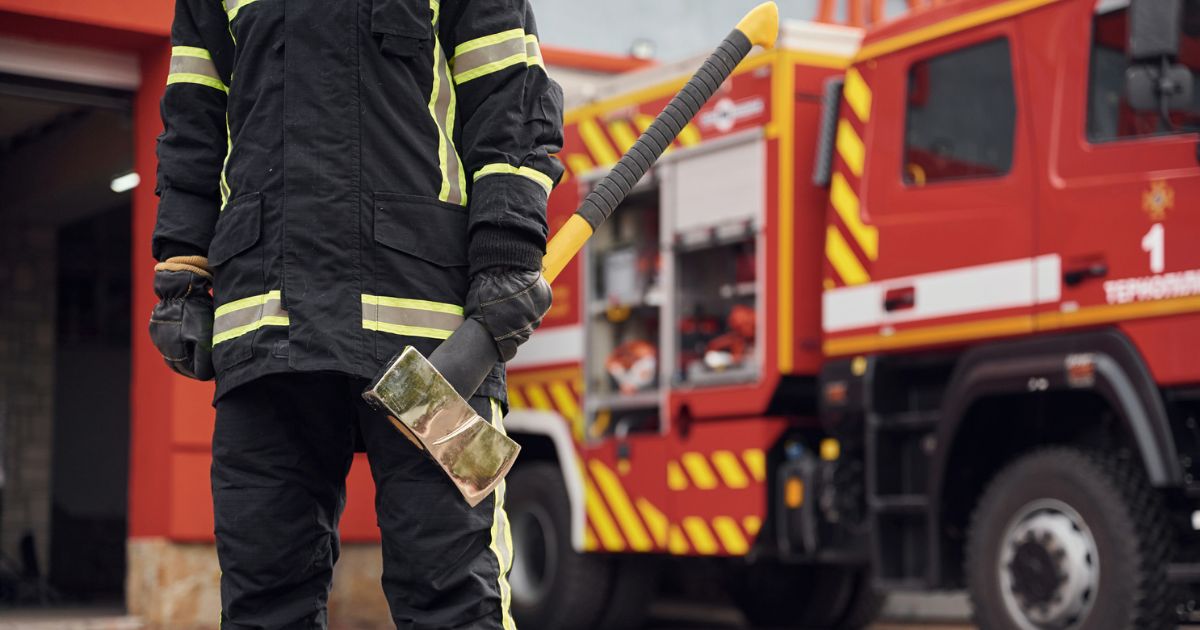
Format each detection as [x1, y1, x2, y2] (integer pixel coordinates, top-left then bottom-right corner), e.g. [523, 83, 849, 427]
[1142, 180, 1174, 221]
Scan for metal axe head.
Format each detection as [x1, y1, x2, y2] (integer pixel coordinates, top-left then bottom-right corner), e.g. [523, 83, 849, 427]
[363, 346, 520, 507]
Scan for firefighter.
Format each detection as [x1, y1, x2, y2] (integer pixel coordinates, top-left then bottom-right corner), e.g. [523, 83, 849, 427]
[146, 0, 561, 627]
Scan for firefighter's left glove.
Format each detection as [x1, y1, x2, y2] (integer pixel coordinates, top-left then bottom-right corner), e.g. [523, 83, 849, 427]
[465, 269, 553, 362]
[149, 256, 216, 381]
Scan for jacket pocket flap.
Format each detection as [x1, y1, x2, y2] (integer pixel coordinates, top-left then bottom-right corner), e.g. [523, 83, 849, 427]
[370, 0, 432, 40]
[374, 193, 467, 267]
[209, 193, 262, 266]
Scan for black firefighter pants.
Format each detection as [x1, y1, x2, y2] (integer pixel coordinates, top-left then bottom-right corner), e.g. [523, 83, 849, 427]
[212, 372, 514, 630]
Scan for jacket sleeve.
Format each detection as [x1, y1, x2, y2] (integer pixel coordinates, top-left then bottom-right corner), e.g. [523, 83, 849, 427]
[151, 0, 235, 262]
[442, 0, 565, 275]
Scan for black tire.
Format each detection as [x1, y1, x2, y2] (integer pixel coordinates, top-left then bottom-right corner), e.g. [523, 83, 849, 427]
[730, 564, 879, 629]
[966, 448, 1172, 630]
[593, 555, 661, 630]
[506, 462, 612, 630]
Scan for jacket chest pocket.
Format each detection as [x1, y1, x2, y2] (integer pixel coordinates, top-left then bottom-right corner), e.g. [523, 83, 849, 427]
[371, 0, 433, 59]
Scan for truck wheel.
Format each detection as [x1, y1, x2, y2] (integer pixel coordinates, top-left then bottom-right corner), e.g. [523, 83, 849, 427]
[593, 555, 661, 630]
[506, 462, 611, 630]
[731, 564, 878, 628]
[966, 448, 1172, 630]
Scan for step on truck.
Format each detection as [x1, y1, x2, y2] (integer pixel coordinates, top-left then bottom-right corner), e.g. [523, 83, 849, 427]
[501, 1, 1200, 628]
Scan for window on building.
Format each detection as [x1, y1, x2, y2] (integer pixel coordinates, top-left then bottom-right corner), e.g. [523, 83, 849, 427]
[902, 38, 1016, 185]
[1087, 3, 1200, 142]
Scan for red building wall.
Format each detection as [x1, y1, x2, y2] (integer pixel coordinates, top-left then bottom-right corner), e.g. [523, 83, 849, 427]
[0, 0, 384, 544]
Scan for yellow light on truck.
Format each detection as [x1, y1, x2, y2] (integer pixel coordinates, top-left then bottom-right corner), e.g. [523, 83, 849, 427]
[820, 438, 840, 461]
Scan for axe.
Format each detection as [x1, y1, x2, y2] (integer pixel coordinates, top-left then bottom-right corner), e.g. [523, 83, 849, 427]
[364, 2, 780, 506]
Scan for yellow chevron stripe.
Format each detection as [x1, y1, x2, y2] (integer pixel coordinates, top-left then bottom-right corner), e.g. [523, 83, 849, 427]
[581, 465, 625, 551]
[836, 119, 865, 177]
[668, 524, 690, 555]
[547, 381, 582, 438]
[742, 449, 766, 482]
[635, 498, 669, 548]
[710, 451, 750, 489]
[830, 172, 878, 260]
[682, 516, 719, 555]
[677, 123, 701, 147]
[583, 525, 599, 551]
[589, 460, 653, 551]
[681, 452, 719, 490]
[743, 515, 762, 536]
[506, 386, 527, 409]
[712, 516, 749, 555]
[565, 153, 595, 177]
[826, 226, 870, 286]
[607, 120, 639, 153]
[578, 118, 619, 166]
[633, 113, 655, 132]
[523, 383, 554, 411]
[667, 460, 689, 490]
[843, 67, 872, 122]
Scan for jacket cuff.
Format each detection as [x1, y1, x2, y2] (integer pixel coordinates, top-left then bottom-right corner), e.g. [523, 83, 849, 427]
[469, 225, 544, 275]
[467, 173, 549, 275]
[151, 186, 220, 262]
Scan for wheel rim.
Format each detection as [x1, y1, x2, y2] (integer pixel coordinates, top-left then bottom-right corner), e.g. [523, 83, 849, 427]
[509, 503, 558, 608]
[997, 498, 1100, 630]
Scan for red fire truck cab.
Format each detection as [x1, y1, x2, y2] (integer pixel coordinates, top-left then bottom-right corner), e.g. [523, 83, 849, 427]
[502, 1, 1200, 629]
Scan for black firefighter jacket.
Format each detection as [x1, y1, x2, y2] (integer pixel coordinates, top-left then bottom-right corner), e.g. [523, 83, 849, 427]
[151, 0, 565, 401]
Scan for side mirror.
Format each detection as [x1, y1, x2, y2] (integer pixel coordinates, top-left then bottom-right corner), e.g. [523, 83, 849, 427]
[1126, 63, 1194, 112]
[1126, 0, 1193, 114]
[1130, 0, 1182, 60]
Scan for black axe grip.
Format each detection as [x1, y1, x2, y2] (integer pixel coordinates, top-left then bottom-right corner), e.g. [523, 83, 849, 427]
[576, 30, 754, 230]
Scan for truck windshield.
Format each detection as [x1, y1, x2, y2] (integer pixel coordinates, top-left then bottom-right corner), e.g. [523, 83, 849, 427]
[1088, 3, 1200, 141]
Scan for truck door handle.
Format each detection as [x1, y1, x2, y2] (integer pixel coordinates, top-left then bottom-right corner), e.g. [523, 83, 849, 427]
[883, 286, 915, 312]
[1063, 262, 1108, 286]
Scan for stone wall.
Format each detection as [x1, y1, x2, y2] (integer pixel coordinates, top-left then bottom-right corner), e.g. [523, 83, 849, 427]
[127, 540, 390, 629]
[0, 217, 57, 577]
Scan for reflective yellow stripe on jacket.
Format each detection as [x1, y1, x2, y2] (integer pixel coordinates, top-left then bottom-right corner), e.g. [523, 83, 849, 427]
[213, 290, 288, 345]
[451, 29, 545, 84]
[429, 0, 467, 205]
[167, 47, 227, 93]
[474, 163, 554, 195]
[361, 295, 463, 339]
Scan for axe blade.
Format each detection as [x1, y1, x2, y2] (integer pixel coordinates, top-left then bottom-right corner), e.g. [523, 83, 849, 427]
[363, 346, 520, 507]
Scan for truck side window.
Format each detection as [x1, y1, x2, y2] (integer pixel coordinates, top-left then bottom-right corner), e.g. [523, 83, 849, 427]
[902, 38, 1015, 185]
[1087, 4, 1200, 142]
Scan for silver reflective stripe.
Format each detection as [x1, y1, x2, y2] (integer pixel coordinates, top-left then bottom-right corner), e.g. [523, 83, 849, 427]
[213, 291, 288, 345]
[452, 33, 526, 83]
[525, 35, 543, 68]
[488, 398, 516, 630]
[429, 0, 466, 205]
[225, 0, 260, 20]
[167, 47, 227, 93]
[361, 295, 463, 339]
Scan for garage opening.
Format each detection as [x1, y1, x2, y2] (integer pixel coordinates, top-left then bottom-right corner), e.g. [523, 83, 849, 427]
[0, 71, 134, 605]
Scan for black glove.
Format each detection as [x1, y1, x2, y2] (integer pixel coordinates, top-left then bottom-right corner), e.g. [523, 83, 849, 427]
[465, 268, 552, 362]
[149, 256, 216, 381]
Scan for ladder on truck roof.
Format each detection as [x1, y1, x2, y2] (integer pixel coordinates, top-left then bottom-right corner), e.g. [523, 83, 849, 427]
[818, 0, 946, 27]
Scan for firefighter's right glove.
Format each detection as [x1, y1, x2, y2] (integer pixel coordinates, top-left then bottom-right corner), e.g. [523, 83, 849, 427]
[464, 269, 553, 362]
[149, 256, 216, 381]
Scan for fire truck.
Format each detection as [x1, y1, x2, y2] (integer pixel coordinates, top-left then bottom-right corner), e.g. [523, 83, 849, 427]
[500, 1, 1200, 628]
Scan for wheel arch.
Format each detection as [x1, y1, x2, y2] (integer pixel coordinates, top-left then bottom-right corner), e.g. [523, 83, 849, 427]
[927, 328, 1178, 585]
[505, 409, 587, 552]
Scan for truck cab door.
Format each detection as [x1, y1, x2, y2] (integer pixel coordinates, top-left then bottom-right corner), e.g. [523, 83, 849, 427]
[1036, 1, 1200, 368]
[823, 21, 1039, 356]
